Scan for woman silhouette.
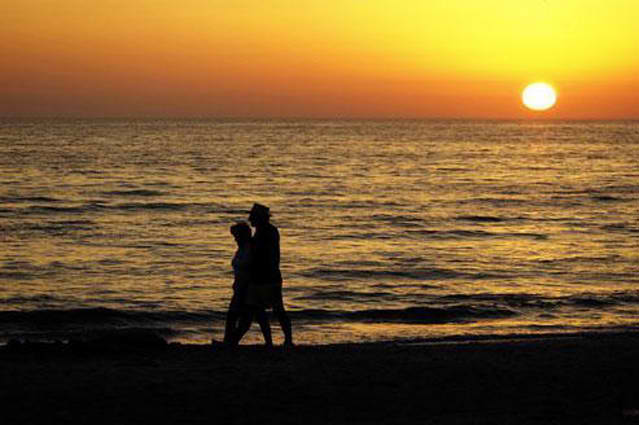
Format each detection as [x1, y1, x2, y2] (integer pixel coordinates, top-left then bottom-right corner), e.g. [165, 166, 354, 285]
[225, 221, 272, 346]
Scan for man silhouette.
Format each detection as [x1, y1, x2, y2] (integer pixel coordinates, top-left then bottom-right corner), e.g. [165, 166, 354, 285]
[246, 203, 293, 346]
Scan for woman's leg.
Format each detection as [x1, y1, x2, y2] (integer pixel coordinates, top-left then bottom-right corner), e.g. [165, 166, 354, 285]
[223, 292, 241, 344]
[231, 309, 253, 346]
[223, 310, 238, 344]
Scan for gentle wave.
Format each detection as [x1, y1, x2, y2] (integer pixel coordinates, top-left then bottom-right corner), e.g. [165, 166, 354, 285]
[0, 307, 220, 326]
[0, 196, 62, 203]
[101, 190, 166, 197]
[441, 291, 639, 309]
[8, 289, 639, 326]
[1, 201, 224, 216]
[0, 304, 516, 329]
[408, 229, 548, 240]
[298, 267, 513, 281]
[2, 290, 639, 342]
[455, 215, 505, 223]
[341, 305, 517, 323]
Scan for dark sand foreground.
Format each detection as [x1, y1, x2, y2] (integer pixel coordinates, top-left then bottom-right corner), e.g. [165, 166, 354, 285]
[2, 332, 639, 424]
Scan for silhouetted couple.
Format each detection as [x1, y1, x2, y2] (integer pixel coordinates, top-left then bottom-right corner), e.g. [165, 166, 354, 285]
[224, 203, 293, 347]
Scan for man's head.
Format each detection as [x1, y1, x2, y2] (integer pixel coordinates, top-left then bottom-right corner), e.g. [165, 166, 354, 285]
[248, 203, 270, 227]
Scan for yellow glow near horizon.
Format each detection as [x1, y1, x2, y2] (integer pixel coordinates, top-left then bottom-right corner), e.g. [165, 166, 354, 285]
[1, 0, 638, 118]
[522, 83, 557, 111]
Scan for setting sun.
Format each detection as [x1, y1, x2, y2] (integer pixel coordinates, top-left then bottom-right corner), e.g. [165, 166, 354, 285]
[522, 82, 557, 111]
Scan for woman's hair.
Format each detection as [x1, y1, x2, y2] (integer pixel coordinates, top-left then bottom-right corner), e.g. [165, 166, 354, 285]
[230, 222, 251, 241]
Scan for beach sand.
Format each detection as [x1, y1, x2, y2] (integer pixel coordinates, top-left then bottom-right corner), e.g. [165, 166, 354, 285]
[2, 332, 639, 424]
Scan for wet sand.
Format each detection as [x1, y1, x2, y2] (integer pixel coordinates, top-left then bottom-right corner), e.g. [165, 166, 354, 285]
[2, 332, 639, 424]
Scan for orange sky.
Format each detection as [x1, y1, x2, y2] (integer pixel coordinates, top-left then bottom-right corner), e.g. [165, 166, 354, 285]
[2, 1, 638, 118]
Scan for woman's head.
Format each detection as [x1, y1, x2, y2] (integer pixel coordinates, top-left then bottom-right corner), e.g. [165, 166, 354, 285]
[230, 222, 251, 244]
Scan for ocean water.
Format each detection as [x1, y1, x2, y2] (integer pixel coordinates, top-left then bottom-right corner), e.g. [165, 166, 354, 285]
[0, 119, 637, 345]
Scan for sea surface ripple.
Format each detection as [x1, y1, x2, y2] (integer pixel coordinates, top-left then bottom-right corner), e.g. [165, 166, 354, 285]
[1, 119, 637, 344]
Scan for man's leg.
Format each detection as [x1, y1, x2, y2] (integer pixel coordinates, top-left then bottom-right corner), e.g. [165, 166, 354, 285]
[254, 308, 273, 347]
[273, 286, 293, 345]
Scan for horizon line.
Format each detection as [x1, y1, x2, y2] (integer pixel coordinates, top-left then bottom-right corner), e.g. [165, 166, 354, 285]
[2, 116, 638, 122]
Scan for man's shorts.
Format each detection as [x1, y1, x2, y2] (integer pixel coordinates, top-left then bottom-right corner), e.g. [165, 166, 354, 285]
[246, 284, 285, 310]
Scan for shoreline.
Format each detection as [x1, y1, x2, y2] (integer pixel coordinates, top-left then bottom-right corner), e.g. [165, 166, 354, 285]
[5, 326, 639, 347]
[3, 331, 639, 424]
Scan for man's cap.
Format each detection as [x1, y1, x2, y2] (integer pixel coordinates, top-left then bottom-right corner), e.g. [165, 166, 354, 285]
[250, 203, 270, 218]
